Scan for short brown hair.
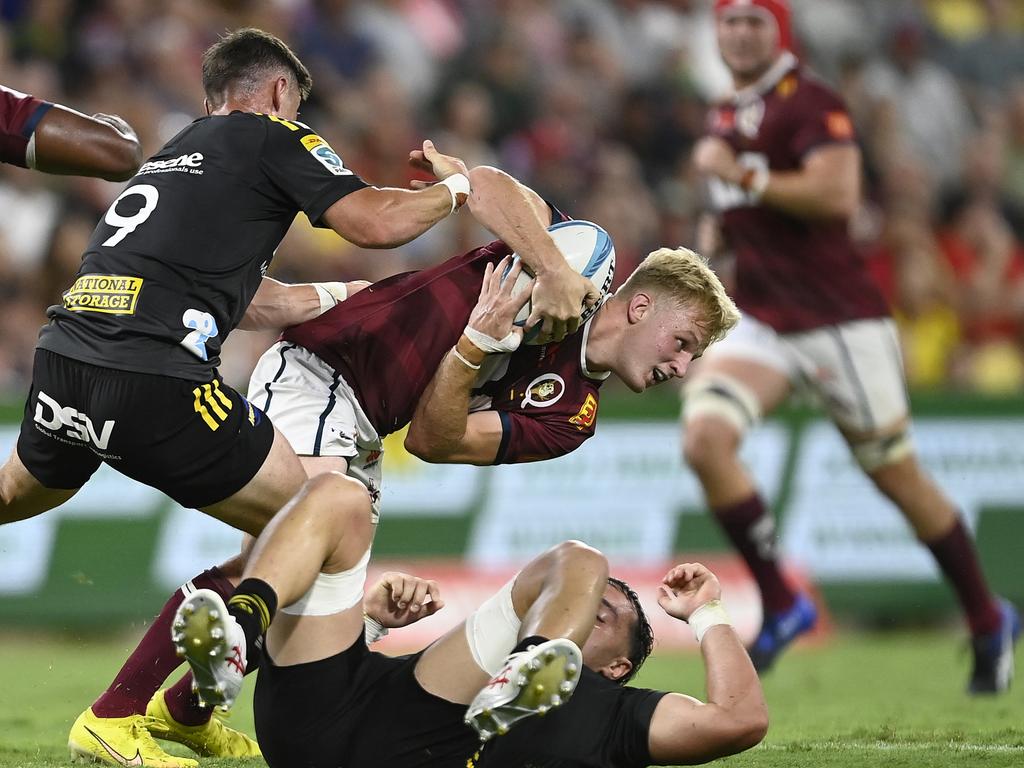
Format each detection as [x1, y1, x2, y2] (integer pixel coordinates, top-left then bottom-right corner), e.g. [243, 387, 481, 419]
[618, 247, 739, 347]
[202, 28, 313, 109]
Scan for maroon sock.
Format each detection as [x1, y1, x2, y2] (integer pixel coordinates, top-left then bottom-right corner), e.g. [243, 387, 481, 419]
[163, 672, 211, 726]
[92, 566, 235, 718]
[713, 494, 797, 614]
[925, 518, 1001, 636]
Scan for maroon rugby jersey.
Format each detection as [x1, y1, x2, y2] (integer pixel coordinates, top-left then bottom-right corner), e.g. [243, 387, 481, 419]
[282, 234, 605, 464]
[0, 85, 52, 167]
[705, 57, 889, 332]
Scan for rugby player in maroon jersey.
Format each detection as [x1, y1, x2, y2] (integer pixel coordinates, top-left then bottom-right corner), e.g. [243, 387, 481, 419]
[680, 0, 1018, 692]
[0, 83, 141, 179]
[0, 29, 591, 767]
[96, 161, 739, 761]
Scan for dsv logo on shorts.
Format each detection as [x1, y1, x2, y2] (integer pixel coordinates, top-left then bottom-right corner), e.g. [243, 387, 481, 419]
[33, 390, 115, 450]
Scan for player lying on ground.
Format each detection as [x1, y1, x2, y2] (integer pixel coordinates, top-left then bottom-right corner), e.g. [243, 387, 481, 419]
[71, 162, 740, 765]
[1, 82, 141, 180]
[175, 515, 768, 768]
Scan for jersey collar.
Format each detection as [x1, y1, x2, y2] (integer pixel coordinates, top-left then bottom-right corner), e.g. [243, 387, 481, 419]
[731, 51, 798, 105]
[580, 308, 611, 381]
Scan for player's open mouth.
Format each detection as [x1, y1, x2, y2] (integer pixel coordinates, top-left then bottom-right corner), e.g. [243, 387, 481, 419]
[652, 368, 668, 384]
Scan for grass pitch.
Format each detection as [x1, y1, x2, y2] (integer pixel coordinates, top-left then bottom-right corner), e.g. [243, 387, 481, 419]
[0, 628, 1020, 768]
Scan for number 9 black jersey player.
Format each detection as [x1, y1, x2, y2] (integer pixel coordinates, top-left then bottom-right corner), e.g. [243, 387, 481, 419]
[0, 30, 471, 573]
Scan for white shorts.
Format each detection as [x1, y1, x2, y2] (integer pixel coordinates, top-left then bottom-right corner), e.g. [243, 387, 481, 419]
[248, 341, 384, 521]
[702, 312, 909, 433]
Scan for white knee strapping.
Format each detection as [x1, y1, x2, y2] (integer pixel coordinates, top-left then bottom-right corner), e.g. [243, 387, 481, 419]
[465, 579, 521, 675]
[851, 430, 915, 472]
[682, 374, 762, 435]
[280, 547, 372, 617]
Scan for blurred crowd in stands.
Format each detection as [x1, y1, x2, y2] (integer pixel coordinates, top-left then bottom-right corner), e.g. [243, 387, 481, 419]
[1, 0, 1023, 397]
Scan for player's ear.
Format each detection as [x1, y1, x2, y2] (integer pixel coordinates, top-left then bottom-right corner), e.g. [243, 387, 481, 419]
[627, 291, 651, 325]
[270, 76, 289, 116]
[600, 656, 633, 682]
[204, 98, 211, 116]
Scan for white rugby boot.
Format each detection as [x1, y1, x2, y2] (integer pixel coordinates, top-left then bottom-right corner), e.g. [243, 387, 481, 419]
[171, 589, 246, 710]
[465, 638, 583, 742]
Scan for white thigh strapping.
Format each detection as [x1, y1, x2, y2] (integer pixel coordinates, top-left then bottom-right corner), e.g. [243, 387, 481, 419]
[464, 579, 522, 675]
[280, 547, 372, 616]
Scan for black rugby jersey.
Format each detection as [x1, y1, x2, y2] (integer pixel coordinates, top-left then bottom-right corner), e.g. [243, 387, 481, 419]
[37, 111, 367, 380]
[473, 669, 666, 768]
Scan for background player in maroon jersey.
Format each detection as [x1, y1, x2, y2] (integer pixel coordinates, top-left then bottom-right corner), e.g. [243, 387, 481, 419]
[0, 83, 141, 180]
[680, 0, 1019, 693]
[101, 161, 739, 762]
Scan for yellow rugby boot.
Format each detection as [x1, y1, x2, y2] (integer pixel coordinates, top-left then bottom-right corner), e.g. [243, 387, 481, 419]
[146, 689, 262, 758]
[68, 706, 198, 767]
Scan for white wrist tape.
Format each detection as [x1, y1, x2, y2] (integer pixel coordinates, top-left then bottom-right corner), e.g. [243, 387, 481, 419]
[25, 133, 37, 170]
[463, 325, 521, 354]
[687, 599, 732, 644]
[364, 614, 389, 644]
[439, 173, 471, 214]
[747, 167, 770, 202]
[313, 282, 348, 315]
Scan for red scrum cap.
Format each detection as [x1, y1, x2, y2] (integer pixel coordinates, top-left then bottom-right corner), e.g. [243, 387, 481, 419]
[714, 0, 794, 53]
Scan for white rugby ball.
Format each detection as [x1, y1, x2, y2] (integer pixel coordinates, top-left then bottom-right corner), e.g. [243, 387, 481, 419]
[506, 219, 616, 344]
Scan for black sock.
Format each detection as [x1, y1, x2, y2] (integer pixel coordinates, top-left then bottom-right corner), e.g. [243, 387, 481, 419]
[513, 635, 550, 654]
[227, 578, 278, 667]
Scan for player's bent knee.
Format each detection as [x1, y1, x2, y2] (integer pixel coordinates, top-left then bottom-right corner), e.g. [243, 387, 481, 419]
[299, 472, 373, 540]
[552, 540, 608, 580]
[850, 430, 914, 472]
[683, 374, 762, 434]
[681, 375, 756, 462]
[304, 471, 372, 513]
[280, 547, 371, 617]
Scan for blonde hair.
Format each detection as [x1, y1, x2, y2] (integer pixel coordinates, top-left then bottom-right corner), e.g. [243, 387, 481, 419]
[618, 247, 739, 346]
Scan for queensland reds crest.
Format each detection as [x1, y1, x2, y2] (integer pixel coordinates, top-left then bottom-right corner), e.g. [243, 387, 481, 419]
[520, 374, 566, 409]
[735, 98, 765, 139]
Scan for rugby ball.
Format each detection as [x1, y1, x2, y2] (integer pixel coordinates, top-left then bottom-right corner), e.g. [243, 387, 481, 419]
[506, 219, 615, 344]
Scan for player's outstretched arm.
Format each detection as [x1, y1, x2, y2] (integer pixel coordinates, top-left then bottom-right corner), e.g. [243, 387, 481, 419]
[465, 165, 599, 344]
[32, 105, 142, 181]
[646, 564, 768, 765]
[321, 139, 470, 248]
[238, 277, 370, 332]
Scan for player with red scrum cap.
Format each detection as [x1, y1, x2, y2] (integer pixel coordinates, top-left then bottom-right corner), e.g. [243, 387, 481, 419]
[681, 0, 1019, 692]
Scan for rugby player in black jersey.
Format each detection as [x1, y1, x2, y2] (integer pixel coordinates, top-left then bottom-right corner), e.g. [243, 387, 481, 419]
[0, 27, 592, 768]
[174, 501, 768, 768]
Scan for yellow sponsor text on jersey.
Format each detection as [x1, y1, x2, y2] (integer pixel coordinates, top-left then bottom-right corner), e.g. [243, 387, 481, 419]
[301, 134, 325, 151]
[63, 275, 144, 314]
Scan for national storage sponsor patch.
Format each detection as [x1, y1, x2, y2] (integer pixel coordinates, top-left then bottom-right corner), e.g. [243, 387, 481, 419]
[63, 274, 143, 314]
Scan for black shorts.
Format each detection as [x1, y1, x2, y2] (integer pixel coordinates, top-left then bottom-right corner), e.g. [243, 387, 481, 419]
[254, 640, 476, 768]
[17, 349, 274, 508]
